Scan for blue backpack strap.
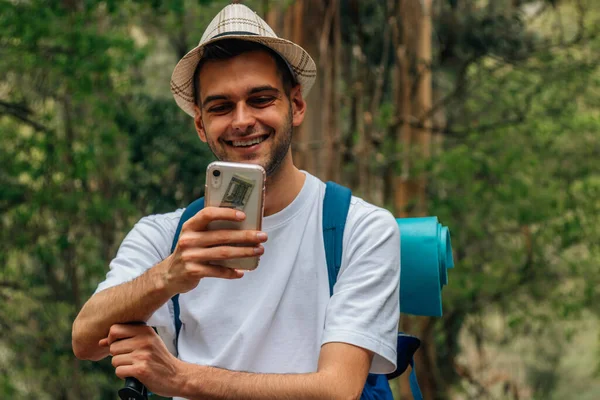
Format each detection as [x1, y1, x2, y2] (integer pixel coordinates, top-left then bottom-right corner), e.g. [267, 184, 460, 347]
[170, 197, 205, 348]
[322, 182, 422, 400]
[322, 181, 352, 295]
[322, 183, 392, 400]
[408, 359, 423, 400]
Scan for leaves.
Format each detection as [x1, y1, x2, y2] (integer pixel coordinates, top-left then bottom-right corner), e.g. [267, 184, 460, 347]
[0, 0, 220, 397]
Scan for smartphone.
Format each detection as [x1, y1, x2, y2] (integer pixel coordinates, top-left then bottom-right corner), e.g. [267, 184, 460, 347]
[204, 161, 266, 270]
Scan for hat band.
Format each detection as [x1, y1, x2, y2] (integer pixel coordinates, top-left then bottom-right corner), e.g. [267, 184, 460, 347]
[212, 31, 258, 39]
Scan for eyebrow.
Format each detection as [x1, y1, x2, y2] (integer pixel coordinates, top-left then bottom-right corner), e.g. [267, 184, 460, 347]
[202, 85, 280, 108]
[249, 85, 279, 95]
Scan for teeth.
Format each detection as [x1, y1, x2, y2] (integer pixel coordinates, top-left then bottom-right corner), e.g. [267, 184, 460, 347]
[232, 136, 267, 147]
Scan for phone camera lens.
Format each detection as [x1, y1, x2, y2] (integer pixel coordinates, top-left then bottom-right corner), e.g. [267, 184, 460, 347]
[213, 170, 221, 177]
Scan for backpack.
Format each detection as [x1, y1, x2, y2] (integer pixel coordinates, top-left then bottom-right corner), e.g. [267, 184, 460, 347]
[169, 181, 455, 400]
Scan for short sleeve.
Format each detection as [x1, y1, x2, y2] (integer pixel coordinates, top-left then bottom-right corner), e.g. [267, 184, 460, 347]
[321, 202, 400, 374]
[94, 210, 184, 353]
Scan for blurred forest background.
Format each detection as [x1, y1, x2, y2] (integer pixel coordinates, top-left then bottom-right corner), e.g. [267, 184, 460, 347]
[1, 0, 599, 399]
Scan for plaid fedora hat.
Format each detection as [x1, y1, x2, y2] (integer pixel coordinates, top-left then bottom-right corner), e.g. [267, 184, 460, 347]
[170, 3, 317, 118]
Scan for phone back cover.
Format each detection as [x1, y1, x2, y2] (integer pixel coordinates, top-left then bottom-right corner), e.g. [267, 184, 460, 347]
[205, 162, 265, 269]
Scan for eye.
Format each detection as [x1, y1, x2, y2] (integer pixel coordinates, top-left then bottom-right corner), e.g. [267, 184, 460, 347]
[208, 103, 232, 114]
[250, 96, 275, 107]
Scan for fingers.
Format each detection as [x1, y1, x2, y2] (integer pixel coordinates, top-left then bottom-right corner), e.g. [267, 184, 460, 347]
[104, 325, 159, 358]
[178, 229, 268, 249]
[180, 263, 245, 280]
[115, 365, 138, 380]
[105, 324, 153, 346]
[108, 337, 138, 356]
[111, 353, 134, 369]
[182, 207, 246, 232]
[180, 244, 264, 265]
[112, 352, 148, 382]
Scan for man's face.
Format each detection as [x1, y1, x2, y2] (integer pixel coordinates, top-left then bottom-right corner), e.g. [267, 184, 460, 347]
[194, 50, 305, 176]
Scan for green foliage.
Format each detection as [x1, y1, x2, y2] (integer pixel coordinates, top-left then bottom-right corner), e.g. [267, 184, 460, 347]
[0, 0, 216, 398]
[425, 1, 600, 396]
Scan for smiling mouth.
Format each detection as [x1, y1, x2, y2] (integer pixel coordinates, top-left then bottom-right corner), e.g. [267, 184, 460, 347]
[225, 134, 270, 148]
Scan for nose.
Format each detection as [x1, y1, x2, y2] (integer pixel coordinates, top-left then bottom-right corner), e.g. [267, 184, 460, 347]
[231, 102, 256, 133]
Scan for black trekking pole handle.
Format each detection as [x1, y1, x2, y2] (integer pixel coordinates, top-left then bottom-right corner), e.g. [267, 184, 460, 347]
[117, 321, 149, 400]
[119, 377, 148, 400]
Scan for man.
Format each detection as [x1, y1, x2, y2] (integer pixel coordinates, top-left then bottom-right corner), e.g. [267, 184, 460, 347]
[72, 4, 400, 399]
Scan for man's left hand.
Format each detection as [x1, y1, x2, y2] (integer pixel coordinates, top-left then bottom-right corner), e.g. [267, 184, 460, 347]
[100, 323, 184, 398]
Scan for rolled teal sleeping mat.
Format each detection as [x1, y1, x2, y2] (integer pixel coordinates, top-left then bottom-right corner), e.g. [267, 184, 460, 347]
[397, 217, 454, 317]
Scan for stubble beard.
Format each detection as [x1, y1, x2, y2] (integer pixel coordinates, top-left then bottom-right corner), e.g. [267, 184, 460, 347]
[205, 105, 293, 177]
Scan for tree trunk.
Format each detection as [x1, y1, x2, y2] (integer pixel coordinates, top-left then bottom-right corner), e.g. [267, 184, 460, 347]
[317, 0, 342, 182]
[414, 0, 433, 217]
[393, 0, 439, 398]
[329, 0, 342, 182]
[290, 0, 308, 170]
[265, 0, 325, 177]
[393, 0, 415, 218]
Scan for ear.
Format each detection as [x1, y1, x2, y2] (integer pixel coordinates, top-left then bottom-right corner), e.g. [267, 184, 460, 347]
[193, 105, 207, 143]
[290, 85, 306, 127]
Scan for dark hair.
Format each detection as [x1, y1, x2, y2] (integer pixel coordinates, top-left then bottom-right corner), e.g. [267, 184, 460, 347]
[193, 39, 297, 106]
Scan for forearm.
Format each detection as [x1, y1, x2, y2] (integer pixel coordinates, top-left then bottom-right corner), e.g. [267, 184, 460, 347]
[72, 257, 174, 360]
[179, 364, 360, 400]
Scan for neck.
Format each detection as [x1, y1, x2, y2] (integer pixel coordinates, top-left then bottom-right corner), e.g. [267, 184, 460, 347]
[263, 154, 305, 216]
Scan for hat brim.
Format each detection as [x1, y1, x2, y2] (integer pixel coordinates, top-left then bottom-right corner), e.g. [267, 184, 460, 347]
[170, 35, 317, 117]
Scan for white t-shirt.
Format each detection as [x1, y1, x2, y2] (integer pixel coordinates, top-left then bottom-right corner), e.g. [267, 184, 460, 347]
[95, 172, 400, 395]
